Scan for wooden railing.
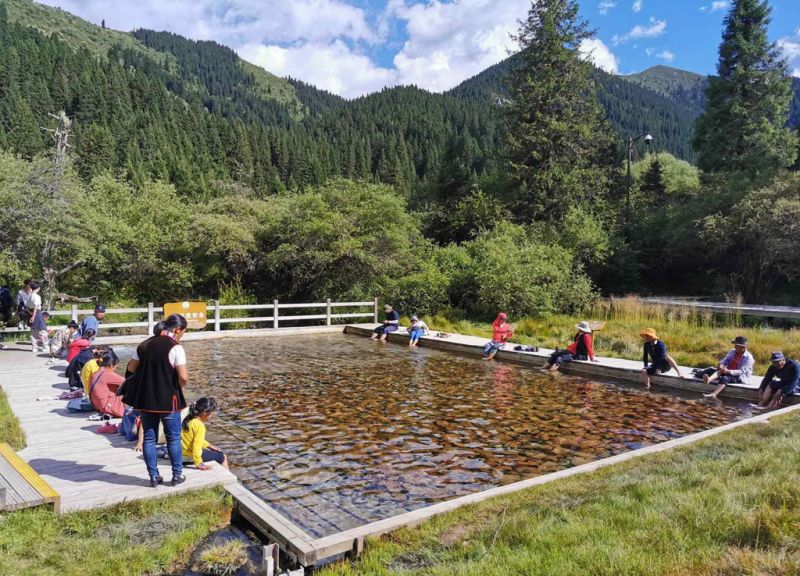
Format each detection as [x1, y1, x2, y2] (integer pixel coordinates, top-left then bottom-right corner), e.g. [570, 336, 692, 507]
[0, 298, 379, 334]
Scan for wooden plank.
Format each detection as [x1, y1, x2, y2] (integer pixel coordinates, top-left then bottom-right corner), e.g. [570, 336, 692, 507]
[640, 298, 800, 320]
[0, 442, 60, 512]
[218, 317, 274, 324]
[277, 303, 326, 309]
[329, 301, 374, 307]
[218, 304, 275, 311]
[226, 484, 319, 565]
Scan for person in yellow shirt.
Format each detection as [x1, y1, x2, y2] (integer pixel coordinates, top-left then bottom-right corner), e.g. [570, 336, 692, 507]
[181, 397, 228, 470]
[81, 347, 113, 395]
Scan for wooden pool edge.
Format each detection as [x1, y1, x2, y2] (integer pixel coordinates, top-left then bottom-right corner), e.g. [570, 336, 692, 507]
[342, 324, 786, 403]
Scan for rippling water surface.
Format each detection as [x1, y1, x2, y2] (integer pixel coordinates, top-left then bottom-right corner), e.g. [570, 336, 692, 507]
[183, 334, 750, 538]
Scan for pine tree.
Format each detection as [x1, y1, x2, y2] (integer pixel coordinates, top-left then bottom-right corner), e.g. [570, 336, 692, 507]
[640, 156, 667, 206]
[505, 0, 617, 223]
[693, 0, 797, 182]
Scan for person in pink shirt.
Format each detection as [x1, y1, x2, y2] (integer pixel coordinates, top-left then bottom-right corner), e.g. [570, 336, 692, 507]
[483, 312, 514, 361]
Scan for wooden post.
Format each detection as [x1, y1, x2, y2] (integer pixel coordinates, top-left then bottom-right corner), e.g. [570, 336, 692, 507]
[146, 303, 154, 335]
[326, 298, 332, 326]
[273, 300, 279, 329]
[261, 543, 280, 576]
[70, 304, 78, 322]
[373, 297, 379, 323]
[214, 300, 221, 332]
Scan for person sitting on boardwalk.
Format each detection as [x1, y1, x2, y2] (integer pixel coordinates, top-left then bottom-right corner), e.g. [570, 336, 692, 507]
[80, 345, 111, 395]
[540, 321, 597, 371]
[483, 312, 514, 361]
[88, 350, 127, 417]
[756, 351, 800, 409]
[702, 336, 754, 398]
[49, 320, 79, 361]
[371, 304, 400, 342]
[182, 396, 228, 470]
[408, 315, 429, 347]
[639, 328, 684, 389]
[124, 313, 189, 488]
[66, 328, 96, 363]
[79, 304, 105, 338]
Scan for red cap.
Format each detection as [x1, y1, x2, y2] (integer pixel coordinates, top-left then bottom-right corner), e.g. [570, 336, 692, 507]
[498, 312, 508, 319]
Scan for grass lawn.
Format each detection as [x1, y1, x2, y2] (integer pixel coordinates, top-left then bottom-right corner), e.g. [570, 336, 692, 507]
[421, 297, 800, 375]
[0, 488, 232, 576]
[319, 412, 800, 576]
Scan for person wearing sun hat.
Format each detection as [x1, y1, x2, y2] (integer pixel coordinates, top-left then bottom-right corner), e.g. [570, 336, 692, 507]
[755, 351, 800, 409]
[540, 321, 598, 372]
[482, 312, 514, 361]
[702, 335, 755, 398]
[639, 327, 684, 389]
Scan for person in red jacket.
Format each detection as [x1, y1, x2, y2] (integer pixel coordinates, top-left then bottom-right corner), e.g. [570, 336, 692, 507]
[65, 328, 96, 363]
[482, 312, 514, 361]
[540, 321, 598, 372]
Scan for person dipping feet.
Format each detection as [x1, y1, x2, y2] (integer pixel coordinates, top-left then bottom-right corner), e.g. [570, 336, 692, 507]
[371, 304, 400, 343]
[482, 312, 514, 361]
[755, 351, 800, 409]
[702, 336, 754, 398]
[540, 321, 597, 372]
[639, 328, 684, 389]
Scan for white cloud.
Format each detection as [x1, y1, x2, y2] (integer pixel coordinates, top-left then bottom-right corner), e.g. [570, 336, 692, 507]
[598, 1, 616, 16]
[612, 17, 667, 45]
[710, 1, 729, 11]
[579, 38, 619, 73]
[779, 35, 800, 79]
[779, 38, 800, 61]
[655, 50, 674, 62]
[36, 0, 376, 45]
[386, 0, 529, 92]
[632, 0, 643, 13]
[239, 41, 396, 98]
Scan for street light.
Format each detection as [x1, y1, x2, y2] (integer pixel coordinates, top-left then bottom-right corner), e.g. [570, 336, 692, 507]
[626, 133, 652, 217]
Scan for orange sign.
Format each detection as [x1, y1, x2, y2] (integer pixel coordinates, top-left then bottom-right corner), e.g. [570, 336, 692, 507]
[163, 301, 208, 330]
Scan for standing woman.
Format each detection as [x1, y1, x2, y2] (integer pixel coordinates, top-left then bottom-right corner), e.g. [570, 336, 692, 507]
[125, 314, 189, 488]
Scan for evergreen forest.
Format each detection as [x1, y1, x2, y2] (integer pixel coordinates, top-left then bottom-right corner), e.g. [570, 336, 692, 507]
[2, 0, 800, 316]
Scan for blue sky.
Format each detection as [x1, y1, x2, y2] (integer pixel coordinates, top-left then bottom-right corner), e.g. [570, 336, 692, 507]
[38, 0, 800, 98]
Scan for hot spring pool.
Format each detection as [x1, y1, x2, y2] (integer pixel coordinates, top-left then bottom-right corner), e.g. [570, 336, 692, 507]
[179, 333, 752, 538]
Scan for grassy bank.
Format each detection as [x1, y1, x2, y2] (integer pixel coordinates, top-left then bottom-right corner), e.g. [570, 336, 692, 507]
[320, 412, 800, 576]
[420, 297, 800, 375]
[0, 387, 24, 450]
[0, 488, 232, 576]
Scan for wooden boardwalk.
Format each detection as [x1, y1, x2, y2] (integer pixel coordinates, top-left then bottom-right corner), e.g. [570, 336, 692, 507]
[0, 343, 237, 513]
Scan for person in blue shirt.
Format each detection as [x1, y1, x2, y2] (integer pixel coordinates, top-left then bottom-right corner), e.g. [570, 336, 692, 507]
[371, 304, 399, 342]
[756, 351, 800, 409]
[79, 304, 106, 337]
[640, 328, 684, 389]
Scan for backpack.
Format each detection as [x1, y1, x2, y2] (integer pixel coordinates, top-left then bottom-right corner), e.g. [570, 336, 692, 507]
[119, 407, 141, 441]
[66, 397, 95, 413]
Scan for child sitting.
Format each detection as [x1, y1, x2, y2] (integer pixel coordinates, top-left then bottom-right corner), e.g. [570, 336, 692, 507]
[408, 315, 429, 347]
[181, 397, 228, 470]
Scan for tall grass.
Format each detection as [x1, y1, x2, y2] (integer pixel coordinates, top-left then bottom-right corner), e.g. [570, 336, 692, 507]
[0, 387, 24, 449]
[421, 297, 800, 375]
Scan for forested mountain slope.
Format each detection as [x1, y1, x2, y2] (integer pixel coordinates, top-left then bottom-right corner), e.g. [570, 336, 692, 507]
[1, 0, 798, 198]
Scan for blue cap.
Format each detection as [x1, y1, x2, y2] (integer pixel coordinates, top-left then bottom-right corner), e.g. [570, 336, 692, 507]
[770, 351, 785, 362]
[94, 304, 106, 313]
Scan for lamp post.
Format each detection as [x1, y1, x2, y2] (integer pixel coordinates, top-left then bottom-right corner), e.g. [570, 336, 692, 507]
[626, 133, 652, 217]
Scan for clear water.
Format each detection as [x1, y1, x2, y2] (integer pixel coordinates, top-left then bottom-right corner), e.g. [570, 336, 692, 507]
[182, 334, 751, 538]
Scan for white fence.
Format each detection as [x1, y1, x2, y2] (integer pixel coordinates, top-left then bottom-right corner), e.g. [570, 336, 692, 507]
[0, 298, 379, 334]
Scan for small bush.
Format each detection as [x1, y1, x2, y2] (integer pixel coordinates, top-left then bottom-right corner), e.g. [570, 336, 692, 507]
[197, 540, 248, 576]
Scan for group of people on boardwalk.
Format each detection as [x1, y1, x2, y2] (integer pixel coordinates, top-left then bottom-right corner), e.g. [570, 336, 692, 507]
[370, 305, 798, 408]
[5, 287, 230, 486]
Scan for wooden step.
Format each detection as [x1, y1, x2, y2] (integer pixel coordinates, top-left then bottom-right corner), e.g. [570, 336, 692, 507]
[0, 442, 60, 513]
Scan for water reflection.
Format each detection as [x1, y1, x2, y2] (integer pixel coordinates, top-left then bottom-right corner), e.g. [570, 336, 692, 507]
[184, 334, 749, 538]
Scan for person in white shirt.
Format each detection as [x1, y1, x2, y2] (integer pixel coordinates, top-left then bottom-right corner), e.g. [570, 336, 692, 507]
[408, 315, 429, 347]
